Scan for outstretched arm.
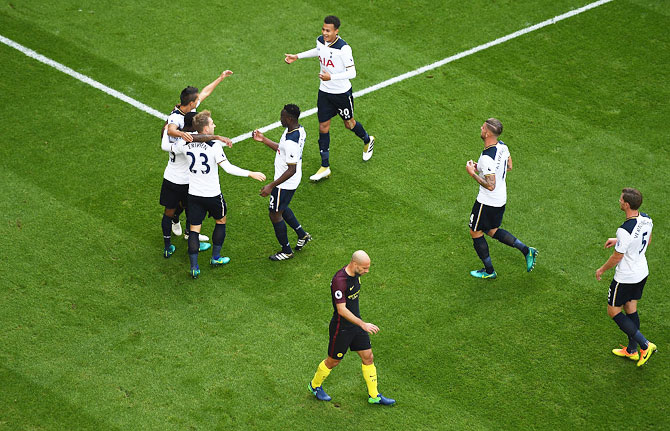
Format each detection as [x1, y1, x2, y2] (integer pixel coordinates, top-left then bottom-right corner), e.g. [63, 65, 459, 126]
[219, 159, 265, 181]
[198, 70, 233, 103]
[251, 130, 279, 151]
[285, 48, 318, 64]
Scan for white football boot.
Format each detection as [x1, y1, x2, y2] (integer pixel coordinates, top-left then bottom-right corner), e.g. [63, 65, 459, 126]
[362, 136, 375, 161]
[309, 166, 331, 182]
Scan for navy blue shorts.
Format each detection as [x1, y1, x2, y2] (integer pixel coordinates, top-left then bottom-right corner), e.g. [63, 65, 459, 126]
[269, 187, 295, 212]
[317, 88, 354, 123]
[187, 194, 227, 225]
[608, 276, 647, 307]
[469, 201, 505, 232]
[159, 178, 188, 209]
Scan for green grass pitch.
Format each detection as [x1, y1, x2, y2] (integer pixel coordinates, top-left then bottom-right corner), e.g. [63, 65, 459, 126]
[1, 0, 669, 429]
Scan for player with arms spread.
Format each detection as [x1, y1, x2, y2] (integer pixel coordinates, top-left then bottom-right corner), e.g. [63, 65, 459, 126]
[466, 118, 537, 279]
[252, 104, 312, 261]
[307, 251, 395, 405]
[285, 15, 375, 182]
[596, 188, 656, 366]
[172, 111, 265, 278]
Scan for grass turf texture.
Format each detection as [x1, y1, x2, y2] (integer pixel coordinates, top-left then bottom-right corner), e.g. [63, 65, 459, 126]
[1, 0, 669, 429]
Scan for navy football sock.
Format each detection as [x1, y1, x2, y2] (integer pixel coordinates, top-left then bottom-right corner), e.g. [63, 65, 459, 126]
[613, 312, 648, 350]
[473, 236, 494, 274]
[493, 229, 529, 255]
[211, 223, 226, 258]
[172, 206, 184, 223]
[272, 220, 292, 254]
[187, 232, 200, 269]
[162, 214, 172, 248]
[351, 121, 370, 144]
[282, 208, 307, 238]
[627, 311, 640, 353]
[318, 133, 330, 167]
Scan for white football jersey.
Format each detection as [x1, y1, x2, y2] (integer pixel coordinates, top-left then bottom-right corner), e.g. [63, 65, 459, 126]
[174, 140, 227, 198]
[476, 141, 510, 207]
[274, 126, 305, 190]
[166, 101, 199, 145]
[316, 36, 355, 94]
[614, 213, 653, 283]
[161, 128, 189, 185]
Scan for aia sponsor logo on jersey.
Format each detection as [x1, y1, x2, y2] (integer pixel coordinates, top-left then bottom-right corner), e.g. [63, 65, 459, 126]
[320, 56, 335, 68]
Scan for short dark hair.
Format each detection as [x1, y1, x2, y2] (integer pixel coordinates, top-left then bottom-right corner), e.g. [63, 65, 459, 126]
[193, 110, 212, 133]
[324, 15, 340, 29]
[622, 188, 643, 210]
[283, 104, 300, 120]
[485, 118, 503, 136]
[180, 86, 199, 106]
[183, 112, 197, 132]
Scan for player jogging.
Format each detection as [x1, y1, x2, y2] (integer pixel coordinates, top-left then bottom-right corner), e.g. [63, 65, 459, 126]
[252, 104, 312, 261]
[308, 251, 395, 406]
[172, 111, 265, 278]
[465, 118, 537, 279]
[596, 188, 656, 367]
[285, 15, 375, 182]
[164, 70, 234, 239]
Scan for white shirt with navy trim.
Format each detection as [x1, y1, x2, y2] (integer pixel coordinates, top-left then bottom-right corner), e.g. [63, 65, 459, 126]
[174, 140, 227, 198]
[316, 36, 355, 94]
[274, 126, 305, 190]
[476, 141, 510, 207]
[614, 213, 653, 283]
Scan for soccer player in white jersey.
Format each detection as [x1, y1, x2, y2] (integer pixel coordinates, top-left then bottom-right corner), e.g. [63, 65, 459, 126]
[284, 15, 375, 182]
[596, 188, 656, 366]
[252, 104, 312, 261]
[164, 70, 234, 238]
[172, 111, 265, 279]
[465, 118, 538, 279]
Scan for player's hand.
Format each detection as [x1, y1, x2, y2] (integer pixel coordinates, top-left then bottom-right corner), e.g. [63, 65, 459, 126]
[604, 238, 617, 249]
[595, 267, 605, 281]
[249, 172, 266, 181]
[180, 131, 193, 142]
[252, 130, 264, 142]
[217, 136, 233, 147]
[284, 54, 298, 64]
[259, 184, 272, 197]
[466, 160, 476, 176]
[220, 70, 233, 79]
[361, 322, 379, 334]
[319, 71, 331, 81]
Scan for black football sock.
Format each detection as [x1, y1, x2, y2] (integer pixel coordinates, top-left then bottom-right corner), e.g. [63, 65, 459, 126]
[351, 121, 370, 144]
[626, 311, 640, 353]
[211, 223, 226, 259]
[161, 214, 172, 248]
[172, 206, 184, 223]
[613, 312, 648, 350]
[473, 236, 494, 274]
[272, 220, 292, 254]
[318, 133, 330, 167]
[493, 229, 529, 255]
[187, 233, 200, 269]
[282, 208, 307, 238]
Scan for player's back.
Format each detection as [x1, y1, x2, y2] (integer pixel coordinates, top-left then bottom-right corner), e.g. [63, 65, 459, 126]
[615, 213, 653, 283]
[181, 139, 227, 198]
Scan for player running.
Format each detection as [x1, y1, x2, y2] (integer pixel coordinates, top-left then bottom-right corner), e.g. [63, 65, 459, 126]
[171, 111, 265, 278]
[596, 188, 656, 367]
[465, 118, 538, 279]
[252, 104, 312, 261]
[285, 15, 375, 182]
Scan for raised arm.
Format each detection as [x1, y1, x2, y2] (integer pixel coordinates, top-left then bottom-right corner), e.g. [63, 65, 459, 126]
[251, 130, 279, 151]
[198, 70, 233, 103]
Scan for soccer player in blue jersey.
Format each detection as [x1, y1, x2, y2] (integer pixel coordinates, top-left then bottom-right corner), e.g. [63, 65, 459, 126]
[465, 118, 537, 279]
[285, 15, 375, 182]
[308, 251, 395, 406]
[252, 104, 312, 261]
[596, 188, 656, 366]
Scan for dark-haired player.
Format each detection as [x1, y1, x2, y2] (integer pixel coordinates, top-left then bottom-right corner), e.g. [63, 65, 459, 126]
[307, 251, 395, 405]
[285, 15, 374, 182]
[172, 111, 265, 278]
[165, 70, 234, 238]
[252, 104, 312, 261]
[596, 188, 656, 366]
[465, 118, 537, 279]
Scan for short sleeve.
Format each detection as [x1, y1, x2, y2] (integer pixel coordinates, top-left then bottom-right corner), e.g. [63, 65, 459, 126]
[614, 228, 630, 254]
[331, 276, 347, 304]
[167, 112, 183, 129]
[478, 155, 495, 176]
[283, 139, 299, 165]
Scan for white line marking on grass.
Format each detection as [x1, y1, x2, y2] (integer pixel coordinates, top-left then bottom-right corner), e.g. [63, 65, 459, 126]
[1, 0, 612, 143]
[0, 35, 167, 121]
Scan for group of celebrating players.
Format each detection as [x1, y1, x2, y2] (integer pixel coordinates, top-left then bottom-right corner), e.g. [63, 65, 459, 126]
[156, 14, 656, 407]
